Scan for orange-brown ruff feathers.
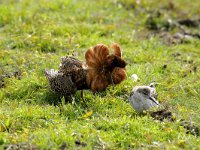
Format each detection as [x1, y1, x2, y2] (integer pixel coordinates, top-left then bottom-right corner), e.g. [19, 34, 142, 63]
[85, 43, 127, 92]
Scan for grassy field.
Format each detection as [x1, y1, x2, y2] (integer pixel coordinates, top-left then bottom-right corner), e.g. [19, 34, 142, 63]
[0, 0, 200, 149]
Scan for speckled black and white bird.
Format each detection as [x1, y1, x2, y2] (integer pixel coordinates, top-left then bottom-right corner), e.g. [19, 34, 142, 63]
[129, 84, 159, 113]
[45, 56, 88, 102]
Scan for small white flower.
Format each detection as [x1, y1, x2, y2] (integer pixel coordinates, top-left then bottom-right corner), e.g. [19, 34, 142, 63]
[131, 74, 140, 82]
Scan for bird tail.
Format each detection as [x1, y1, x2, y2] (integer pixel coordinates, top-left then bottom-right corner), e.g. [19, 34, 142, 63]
[44, 69, 58, 80]
[85, 43, 127, 91]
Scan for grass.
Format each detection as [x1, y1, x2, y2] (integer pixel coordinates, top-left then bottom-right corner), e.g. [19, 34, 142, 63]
[0, 0, 200, 149]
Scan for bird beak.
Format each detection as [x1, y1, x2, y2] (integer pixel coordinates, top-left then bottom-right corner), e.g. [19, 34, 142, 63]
[149, 97, 159, 105]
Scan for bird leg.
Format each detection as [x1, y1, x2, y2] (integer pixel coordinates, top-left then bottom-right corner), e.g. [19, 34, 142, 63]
[80, 90, 87, 104]
[109, 71, 114, 86]
[64, 94, 73, 103]
[81, 90, 84, 99]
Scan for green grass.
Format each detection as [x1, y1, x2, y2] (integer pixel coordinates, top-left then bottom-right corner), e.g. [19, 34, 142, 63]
[0, 0, 200, 149]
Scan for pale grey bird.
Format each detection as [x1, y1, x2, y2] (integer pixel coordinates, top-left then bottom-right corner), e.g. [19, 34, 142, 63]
[129, 84, 159, 113]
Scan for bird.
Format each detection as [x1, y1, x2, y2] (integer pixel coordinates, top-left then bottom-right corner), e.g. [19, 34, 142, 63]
[45, 43, 127, 102]
[129, 84, 159, 113]
[85, 43, 127, 92]
[45, 56, 89, 102]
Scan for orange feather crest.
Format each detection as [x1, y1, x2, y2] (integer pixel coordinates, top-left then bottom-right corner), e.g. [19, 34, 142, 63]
[85, 43, 127, 92]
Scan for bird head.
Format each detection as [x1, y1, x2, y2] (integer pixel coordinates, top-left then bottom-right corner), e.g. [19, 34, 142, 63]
[130, 85, 158, 105]
[104, 54, 127, 71]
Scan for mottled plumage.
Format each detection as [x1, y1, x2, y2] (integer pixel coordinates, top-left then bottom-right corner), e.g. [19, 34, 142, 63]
[45, 69, 77, 95]
[45, 57, 88, 101]
[58, 56, 88, 90]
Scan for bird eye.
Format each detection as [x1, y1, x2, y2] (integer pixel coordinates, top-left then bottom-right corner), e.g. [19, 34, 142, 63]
[130, 92, 134, 96]
[143, 91, 148, 95]
[142, 89, 149, 96]
[137, 88, 150, 96]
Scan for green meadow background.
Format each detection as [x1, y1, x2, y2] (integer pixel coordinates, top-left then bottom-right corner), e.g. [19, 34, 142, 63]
[0, 0, 199, 149]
